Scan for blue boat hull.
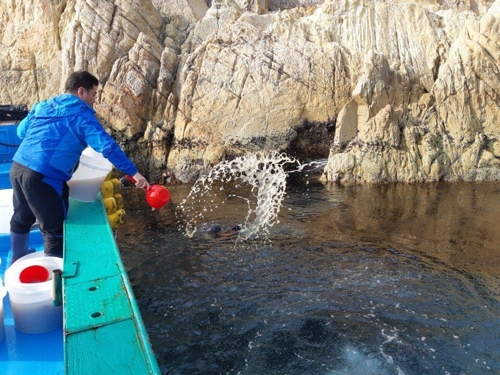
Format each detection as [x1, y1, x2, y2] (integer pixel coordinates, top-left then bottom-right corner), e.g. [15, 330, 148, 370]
[0, 112, 160, 374]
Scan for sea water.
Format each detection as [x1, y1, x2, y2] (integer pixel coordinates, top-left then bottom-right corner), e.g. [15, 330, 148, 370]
[117, 155, 500, 375]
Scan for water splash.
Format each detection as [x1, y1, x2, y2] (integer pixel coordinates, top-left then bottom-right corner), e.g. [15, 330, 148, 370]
[326, 345, 404, 375]
[179, 151, 301, 239]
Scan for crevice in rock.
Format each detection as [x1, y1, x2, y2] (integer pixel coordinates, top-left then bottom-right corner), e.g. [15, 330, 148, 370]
[285, 117, 337, 161]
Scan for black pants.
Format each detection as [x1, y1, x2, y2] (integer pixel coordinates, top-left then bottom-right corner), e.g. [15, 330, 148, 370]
[9, 162, 69, 256]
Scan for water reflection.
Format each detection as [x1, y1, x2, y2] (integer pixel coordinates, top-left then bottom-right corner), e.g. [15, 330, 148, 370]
[292, 182, 500, 289]
[117, 179, 500, 375]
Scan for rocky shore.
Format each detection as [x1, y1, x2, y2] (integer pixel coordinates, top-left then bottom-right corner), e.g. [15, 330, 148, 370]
[1, 0, 499, 184]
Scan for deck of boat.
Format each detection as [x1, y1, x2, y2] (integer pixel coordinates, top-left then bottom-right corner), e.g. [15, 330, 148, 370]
[63, 197, 160, 374]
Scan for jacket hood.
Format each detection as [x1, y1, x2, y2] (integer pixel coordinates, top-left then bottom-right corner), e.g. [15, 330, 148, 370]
[33, 93, 95, 118]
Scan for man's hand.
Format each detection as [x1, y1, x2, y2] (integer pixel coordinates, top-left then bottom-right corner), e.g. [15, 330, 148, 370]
[131, 172, 150, 190]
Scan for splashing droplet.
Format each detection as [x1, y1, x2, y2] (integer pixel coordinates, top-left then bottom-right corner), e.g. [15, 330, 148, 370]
[179, 152, 299, 239]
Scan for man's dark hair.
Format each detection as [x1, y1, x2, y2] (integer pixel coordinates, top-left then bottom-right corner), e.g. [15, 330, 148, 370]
[64, 71, 99, 93]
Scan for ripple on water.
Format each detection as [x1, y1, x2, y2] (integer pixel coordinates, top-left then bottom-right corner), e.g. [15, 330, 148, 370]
[123, 234, 499, 375]
[118, 177, 500, 375]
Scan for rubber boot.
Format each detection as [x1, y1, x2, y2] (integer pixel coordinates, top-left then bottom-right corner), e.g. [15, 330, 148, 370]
[9, 231, 35, 266]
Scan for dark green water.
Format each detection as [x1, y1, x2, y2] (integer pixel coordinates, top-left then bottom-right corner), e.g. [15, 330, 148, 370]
[116, 176, 500, 375]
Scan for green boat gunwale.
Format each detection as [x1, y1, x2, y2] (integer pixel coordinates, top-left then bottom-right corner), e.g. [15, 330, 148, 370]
[63, 181, 160, 374]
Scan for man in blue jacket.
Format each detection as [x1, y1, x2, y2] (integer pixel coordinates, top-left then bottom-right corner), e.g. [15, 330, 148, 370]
[9, 70, 150, 264]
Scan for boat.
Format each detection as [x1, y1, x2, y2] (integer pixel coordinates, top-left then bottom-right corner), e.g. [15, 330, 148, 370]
[0, 105, 161, 374]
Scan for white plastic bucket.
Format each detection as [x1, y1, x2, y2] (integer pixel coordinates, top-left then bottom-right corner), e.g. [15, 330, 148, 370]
[4, 252, 63, 334]
[0, 189, 14, 234]
[67, 147, 112, 202]
[0, 277, 6, 342]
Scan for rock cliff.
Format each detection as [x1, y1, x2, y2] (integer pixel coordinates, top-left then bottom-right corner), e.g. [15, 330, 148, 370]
[1, 0, 499, 184]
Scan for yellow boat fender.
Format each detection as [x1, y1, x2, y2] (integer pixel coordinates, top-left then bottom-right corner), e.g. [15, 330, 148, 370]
[100, 180, 114, 198]
[108, 209, 126, 230]
[105, 168, 118, 180]
[113, 193, 124, 210]
[110, 178, 121, 193]
[101, 168, 126, 229]
[103, 196, 117, 215]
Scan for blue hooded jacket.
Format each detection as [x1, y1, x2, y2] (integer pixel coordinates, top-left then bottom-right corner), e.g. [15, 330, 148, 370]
[13, 93, 138, 181]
